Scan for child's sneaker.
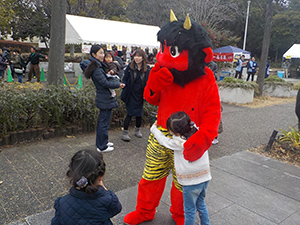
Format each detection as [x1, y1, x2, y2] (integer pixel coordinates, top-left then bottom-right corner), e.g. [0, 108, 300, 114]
[97, 146, 114, 153]
[212, 138, 219, 145]
[107, 142, 114, 147]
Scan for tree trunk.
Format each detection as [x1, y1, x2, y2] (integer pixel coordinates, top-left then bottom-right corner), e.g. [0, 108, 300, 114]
[70, 44, 75, 57]
[257, 0, 273, 96]
[48, 0, 66, 85]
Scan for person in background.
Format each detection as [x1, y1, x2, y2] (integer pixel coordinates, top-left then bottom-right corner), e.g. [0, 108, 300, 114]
[296, 89, 300, 131]
[120, 49, 150, 141]
[246, 56, 258, 81]
[235, 55, 245, 79]
[51, 149, 122, 225]
[207, 61, 218, 81]
[80, 45, 124, 152]
[2, 45, 13, 78]
[103, 52, 121, 98]
[26, 46, 47, 82]
[282, 59, 290, 78]
[265, 60, 270, 78]
[0, 48, 8, 80]
[11, 49, 23, 83]
[112, 50, 126, 79]
[147, 53, 155, 65]
[126, 51, 131, 64]
[296, 65, 300, 78]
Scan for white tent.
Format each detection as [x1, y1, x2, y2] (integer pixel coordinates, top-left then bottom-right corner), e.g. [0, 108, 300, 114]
[283, 44, 300, 59]
[65, 14, 160, 49]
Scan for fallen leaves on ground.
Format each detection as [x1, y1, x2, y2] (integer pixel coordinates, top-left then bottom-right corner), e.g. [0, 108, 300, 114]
[236, 96, 296, 108]
[248, 142, 300, 167]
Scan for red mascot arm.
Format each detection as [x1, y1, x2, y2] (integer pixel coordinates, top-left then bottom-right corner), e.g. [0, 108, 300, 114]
[183, 72, 221, 161]
[144, 63, 173, 105]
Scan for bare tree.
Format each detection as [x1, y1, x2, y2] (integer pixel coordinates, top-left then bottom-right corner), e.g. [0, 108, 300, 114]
[66, 0, 103, 18]
[48, 0, 66, 85]
[178, 0, 239, 30]
[125, 0, 175, 26]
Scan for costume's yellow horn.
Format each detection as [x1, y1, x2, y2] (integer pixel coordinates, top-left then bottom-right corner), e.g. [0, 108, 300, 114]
[183, 14, 192, 30]
[170, 9, 178, 22]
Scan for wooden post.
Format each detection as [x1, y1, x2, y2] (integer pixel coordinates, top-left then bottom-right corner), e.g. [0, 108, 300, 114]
[266, 130, 278, 151]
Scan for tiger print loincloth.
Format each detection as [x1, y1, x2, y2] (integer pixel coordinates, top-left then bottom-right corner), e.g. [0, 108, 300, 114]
[142, 126, 183, 192]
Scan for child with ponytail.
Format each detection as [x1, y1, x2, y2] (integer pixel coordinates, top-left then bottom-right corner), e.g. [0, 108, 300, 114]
[51, 149, 122, 225]
[150, 111, 211, 225]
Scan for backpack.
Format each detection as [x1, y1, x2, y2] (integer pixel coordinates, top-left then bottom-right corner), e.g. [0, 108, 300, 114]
[3, 50, 10, 62]
[20, 56, 26, 69]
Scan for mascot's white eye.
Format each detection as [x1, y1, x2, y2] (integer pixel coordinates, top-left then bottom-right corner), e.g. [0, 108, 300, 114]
[170, 46, 180, 58]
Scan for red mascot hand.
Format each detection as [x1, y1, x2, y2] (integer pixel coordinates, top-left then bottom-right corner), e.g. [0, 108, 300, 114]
[147, 63, 173, 93]
[183, 137, 207, 162]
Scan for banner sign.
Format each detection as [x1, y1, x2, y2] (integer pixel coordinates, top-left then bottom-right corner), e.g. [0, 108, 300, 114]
[82, 44, 91, 53]
[213, 53, 234, 62]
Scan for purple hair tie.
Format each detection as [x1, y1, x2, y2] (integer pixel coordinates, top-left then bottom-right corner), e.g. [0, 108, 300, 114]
[76, 176, 88, 188]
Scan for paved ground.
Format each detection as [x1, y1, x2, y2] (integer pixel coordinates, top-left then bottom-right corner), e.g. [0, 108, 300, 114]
[1, 84, 300, 224]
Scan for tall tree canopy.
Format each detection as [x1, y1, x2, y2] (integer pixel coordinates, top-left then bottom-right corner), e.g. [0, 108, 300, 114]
[0, 0, 298, 63]
[270, 0, 300, 61]
[0, 0, 15, 35]
[0, 0, 51, 47]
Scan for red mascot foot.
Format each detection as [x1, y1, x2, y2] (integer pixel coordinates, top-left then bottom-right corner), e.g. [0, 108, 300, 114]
[123, 210, 154, 225]
[170, 182, 185, 225]
[124, 178, 167, 224]
[173, 216, 184, 225]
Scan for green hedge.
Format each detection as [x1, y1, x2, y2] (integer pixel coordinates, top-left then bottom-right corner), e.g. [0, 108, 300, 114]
[217, 76, 258, 90]
[0, 82, 157, 138]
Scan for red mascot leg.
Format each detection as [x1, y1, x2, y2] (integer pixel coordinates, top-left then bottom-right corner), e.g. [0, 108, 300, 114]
[124, 177, 167, 225]
[170, 181, 185, 225]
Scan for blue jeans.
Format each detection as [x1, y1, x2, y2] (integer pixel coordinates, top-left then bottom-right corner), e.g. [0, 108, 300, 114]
[17, 74, 22, 83]
[96, 109, 112, 150]
[183, 181, 210, 225]
[0, 70, 4, 79]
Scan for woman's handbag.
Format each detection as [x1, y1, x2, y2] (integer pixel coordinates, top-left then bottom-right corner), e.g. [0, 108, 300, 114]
[14, 68, 23, 74]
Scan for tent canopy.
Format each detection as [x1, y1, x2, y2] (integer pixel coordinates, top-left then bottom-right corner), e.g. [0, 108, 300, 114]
[283, 44, 300, 59]
[213, 45, 251, 62]
[66, 14, 160, 49]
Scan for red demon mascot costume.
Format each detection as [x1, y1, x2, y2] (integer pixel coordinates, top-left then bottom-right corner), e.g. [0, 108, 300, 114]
[124, 10, 221, 225]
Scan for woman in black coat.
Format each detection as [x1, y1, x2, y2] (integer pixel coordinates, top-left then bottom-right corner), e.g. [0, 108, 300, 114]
[121, 49, 150, 141]
[80, 45, 123, 152]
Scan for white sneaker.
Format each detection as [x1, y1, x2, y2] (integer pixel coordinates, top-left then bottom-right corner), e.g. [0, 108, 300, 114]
[212, 138, 219, 145]
[107, 142, 114, 147]
[97, 146, 114, 152]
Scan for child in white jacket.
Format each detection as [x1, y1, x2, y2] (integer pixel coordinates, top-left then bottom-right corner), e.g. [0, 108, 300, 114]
[150, 111, 211, 225]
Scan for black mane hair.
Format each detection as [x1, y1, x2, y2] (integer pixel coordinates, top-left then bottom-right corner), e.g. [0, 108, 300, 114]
[157, 18, 212, 86]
